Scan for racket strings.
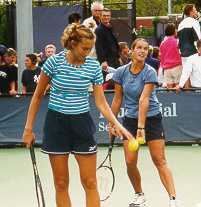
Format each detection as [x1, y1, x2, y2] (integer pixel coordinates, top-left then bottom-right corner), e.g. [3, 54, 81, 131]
[97, 166, 114, 201]
[98, 174, 110, 191]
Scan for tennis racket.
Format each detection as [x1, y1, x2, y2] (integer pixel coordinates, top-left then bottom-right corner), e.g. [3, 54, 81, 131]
[97, 135, 115, 201]
[30, 145, 46, 207]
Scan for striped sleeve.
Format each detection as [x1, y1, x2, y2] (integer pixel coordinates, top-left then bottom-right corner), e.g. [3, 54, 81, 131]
[41, 56, 56, 77]
[92, 62, 104, 85]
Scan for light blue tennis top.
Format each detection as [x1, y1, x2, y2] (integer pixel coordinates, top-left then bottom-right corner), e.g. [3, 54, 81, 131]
[42, 50, 103, 114]
[112, 62, 160, 118]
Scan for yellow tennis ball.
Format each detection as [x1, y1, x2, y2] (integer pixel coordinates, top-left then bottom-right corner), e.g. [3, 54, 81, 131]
[128, 139, 139, 152]
[137, 136, 145, 145]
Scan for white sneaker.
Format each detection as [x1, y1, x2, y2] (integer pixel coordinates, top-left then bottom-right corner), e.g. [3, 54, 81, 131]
[169, 199, 181, 207]
[129, 193, 146, 207]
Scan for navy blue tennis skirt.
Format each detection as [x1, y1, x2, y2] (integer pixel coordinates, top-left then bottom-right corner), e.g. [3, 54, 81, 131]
[41, 109, 97, 154]
[123, 113, 165, 142]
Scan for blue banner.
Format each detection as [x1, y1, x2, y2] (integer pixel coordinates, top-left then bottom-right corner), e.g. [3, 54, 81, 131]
[33, 5, 83, 52]
[0, 91, 201, 144]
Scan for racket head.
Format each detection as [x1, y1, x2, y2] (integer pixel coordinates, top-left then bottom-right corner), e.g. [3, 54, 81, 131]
[97, 165, 115, 201]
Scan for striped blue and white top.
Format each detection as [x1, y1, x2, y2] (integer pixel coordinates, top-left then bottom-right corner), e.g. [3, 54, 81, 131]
[42, 50, 103, 114]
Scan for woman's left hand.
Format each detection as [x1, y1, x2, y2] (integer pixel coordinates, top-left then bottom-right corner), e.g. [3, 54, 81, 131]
[136, 128, 145, 139]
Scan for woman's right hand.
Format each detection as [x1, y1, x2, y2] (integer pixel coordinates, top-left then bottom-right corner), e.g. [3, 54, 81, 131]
[108, 122, 117, 138]
[23, 128, 35, 148]
[109, 122, 134, 141]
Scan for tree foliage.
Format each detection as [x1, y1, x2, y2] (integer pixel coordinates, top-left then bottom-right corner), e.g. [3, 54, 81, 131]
[135, 0, 201, 17]
[176, 0, 201, 10]
[103, 0, 128, 10]
[172, 0, 201, 14]
[136, 0, 167, 16]
[0, 5, 8, 45]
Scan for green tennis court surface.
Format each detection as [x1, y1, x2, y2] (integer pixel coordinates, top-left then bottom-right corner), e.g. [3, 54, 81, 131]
[0, 145, 201, 207]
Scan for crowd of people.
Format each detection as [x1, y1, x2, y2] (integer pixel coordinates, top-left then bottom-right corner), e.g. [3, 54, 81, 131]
[0, 43, 56, 95]
[159, 4, 201, 90]
[1, 4, 201, 96]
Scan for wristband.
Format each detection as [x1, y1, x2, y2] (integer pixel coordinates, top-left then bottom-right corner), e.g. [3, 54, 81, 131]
[137, 127, 145, 130]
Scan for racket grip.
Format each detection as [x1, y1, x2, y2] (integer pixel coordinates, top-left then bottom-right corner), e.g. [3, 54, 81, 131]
[110, 135, 115, 145]
[108, 135, 115, 152]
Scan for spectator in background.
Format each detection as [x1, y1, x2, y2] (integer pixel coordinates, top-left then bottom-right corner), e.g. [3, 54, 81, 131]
[178, 4, 201, 68]
[0, 44, 7, 66]
[83, 1, 104, 32]
[118, 42, 131, 66]
[68, 12, 81, 24]
[4, 49, 18, 93]
[39, 44, 56, 67]
[0, 48, 18, 95]
[175, 39, 201, 90]
[83, 1, 104, 58]
[159, 23, 182, 88]
[103, 42, 131, 90]
[39, 44, 57, 93]
[4, 48, 18, 90]
[35, 52, 43, 67]
[145, 45, 160, 72]
[44, 44, 56, 59]
[0, 45, 6, 95]
[5, 48, 17, 66]
[152, 46, 160, 60]
[95, 8, 120, 82]
[4, 48, 17, 66]
[21, 54, 41, 94]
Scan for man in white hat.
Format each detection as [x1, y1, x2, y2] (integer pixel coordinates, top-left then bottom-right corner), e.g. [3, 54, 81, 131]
[83, 1, 104, 57]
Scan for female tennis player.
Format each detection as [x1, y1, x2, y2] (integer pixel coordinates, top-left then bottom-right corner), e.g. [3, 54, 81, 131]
[23, 24, 133, 207]
[109, 38, 180, 207]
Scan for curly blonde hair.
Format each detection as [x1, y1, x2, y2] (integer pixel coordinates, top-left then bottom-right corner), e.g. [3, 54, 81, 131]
[61, 23, 95, 49]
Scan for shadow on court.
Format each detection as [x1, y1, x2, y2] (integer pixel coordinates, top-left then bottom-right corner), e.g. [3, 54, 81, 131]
[0, 145, 201, 207]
